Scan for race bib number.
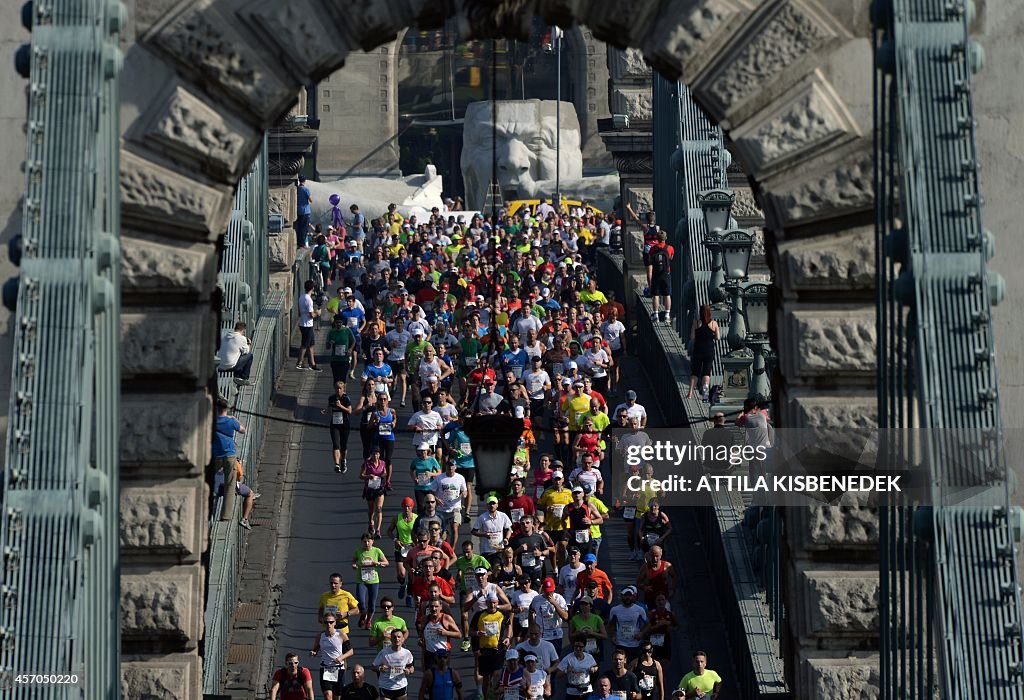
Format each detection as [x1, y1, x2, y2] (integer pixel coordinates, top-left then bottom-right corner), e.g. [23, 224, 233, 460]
[333, 344, 348, 356]
[332, 412, 345, 424]
[483, 621, 500, 637]
[389, 666, 405, 680]
[368, 476, 382, 490]
[503, 688, 520, 700]
[378, 423, 393, 436]
[416, 472, 432, 486]
[517, 611, 530, 626]
[522, 554, 537, 568]
[529, 682, 545, 699]
[323, 667, 340, 683]
[348, 318, 359, 327]
[650, 633, 665, 647]
[465, 357, 477, 367]
[584, 638, 598, 653]
[645, 533, 660, 545]
[460, 442, 472, 456]
[623, 507, 636, 520]
[639, 676, 654, 691]
[444, 484, 460, 500]
[400, 544, 412, 558]
[618, 621, 636, 641]
[487, 532, 503, 546]
[464, 574, 480, 592]
[425, 627, 442, 648]
[361, 568, 375, 583]
[511, 508, 525, 523]
[550, 504, 565, 520]
[574, 530, 590, 544]
[535, 486, 545, 500]
[569, 672, 589, 687]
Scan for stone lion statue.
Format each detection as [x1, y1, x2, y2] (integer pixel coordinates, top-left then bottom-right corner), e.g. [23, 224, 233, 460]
[461, 99, 618, 211]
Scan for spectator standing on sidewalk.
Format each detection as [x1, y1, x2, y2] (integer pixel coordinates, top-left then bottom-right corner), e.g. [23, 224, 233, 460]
[646, 232, 674, 325]
[298, 279, 324, 371]
[686, 305, 719, 401]
[218, 321, 255, 386]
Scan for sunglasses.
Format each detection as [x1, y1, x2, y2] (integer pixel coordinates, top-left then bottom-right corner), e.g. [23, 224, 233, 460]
[325, 620, 337, 624]
[382, 605, 394, 609]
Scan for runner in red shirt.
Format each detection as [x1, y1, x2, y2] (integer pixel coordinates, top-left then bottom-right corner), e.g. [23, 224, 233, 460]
[270, 653, 314, 700]
[501, 478, 536, 537]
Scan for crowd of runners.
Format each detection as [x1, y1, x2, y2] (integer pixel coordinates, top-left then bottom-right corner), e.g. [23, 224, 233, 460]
[255, 192, 724, 700]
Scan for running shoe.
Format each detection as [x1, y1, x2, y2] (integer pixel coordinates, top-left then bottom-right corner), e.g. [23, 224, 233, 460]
[335, 464, 343, 473]
[461, 639, 471, 652]
[239, 519, 252, 530]
[310, 365, 324, 372]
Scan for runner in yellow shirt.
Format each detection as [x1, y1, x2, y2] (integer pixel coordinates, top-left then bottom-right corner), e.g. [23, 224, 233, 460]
[538, 470, 574, 568]
[318, 572, 361, 634]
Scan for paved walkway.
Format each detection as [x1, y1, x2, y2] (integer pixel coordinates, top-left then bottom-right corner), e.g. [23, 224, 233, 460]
[235, 324, 738, 698]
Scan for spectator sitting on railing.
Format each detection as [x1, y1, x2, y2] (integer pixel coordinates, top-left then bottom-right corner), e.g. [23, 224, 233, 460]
[217, 321, 254, 386]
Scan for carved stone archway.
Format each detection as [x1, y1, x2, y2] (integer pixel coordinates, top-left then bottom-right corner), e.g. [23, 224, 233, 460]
[121, 1, 879, 696]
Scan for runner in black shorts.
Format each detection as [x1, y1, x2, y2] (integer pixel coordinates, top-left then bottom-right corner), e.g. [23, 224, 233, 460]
[321, 381, 352, 474]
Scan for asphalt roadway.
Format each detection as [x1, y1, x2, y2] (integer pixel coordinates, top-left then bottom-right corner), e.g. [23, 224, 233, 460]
[258, 327, 739, 699]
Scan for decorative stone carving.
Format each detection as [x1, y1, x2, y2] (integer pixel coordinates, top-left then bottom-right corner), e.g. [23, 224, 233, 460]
[627, 188, 654, 213]
[120, 235, 219, 298]
[120, 311, 216, 381]
[268, 154, 306, 180]
[147, 0, 293, 122]
[783, 306, 876, 377]
[805, 499, 880, 547]
[121, 485, 204, 557]
[784, 390, 878, 431]
[798, 565, 880, 637]
[731, 188, 763, 220]
[646, 0, 742, 76]
[609, 47, 653, 80]
[136, 84, 254, 179]
[731, 73, 860, 178]
[777, 227, 875, 291]
[121, 655, 201, 700]
[121, 393, 212, 471]
[268, 186, 294, 218]
[802, 654, 881, 700]
[339, 0, 404, 50]
[120, 150, 233, 240]
[269, 226, 296, 272]
[121, 568, 203, 644]
[461, 100, 618, 210]
[764, 149, 874, 227]
[701, 3, 833, 114]
[243, 0, 348, 77]
[613, 154, 654, 174]
[612, 88, 654, 121]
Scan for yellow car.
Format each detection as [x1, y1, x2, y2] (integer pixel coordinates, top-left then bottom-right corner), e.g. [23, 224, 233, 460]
[506, 198, 604, 219]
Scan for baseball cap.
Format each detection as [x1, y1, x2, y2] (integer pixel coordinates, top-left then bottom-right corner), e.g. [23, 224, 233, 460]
[626, 390, 638, 400]
[505, 649, 519, 661]
[582, 553, 597, 564]
[621, 585, 638, 596]
[573, 380, 584, 388]
[552, 470, 564, 480]
[523, 654, 538, 663]
[474, 566, 489, 575]
[342, 286, 353, 294]
[585, 579, 599, 589]
[402, 497, 415, 507]
[416, 443, 430, 452]
[486, 495, 499, 505]
[579, 595, 594, 605]
[542, 577, 556, 593]
[413, 328, 424, 336]
[568, 361, 578, 370]
[561, 378, 572, 387]
[571, 485, 584, 494]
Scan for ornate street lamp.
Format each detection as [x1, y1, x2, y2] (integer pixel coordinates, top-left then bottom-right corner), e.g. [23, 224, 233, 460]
[462, 414, 525, 499]
[743, 283, 771, 401]
[698, 189, 735, 304]
[720, 230, 755, 351]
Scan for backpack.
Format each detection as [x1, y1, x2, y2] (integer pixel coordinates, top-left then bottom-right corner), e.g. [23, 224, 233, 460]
[650, 246, 669, 274]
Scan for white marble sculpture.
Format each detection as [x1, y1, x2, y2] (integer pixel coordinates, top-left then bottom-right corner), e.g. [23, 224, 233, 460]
[461, 99, 619, 211]
[305, 165, 447, 225]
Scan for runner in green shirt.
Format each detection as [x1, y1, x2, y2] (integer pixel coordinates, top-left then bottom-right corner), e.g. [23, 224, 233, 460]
[677, 651, 723, 699]
[352, 533, 389, 629]
[369, 596, 409, 651]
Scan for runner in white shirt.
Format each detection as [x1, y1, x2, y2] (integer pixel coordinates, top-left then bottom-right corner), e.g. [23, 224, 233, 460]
[529, 579, 569, 653]
[557, 643, 598, 696]
[521, 655, 551, 700]
[433, 458, 468, 543]
[386, 319, 412, 408]
[612, 391, 648, 428]
[557, 548, 586, 603]
[607, 586, 648, 656]
[516, 627, 561, 672]
[472, 496, 514, 555]
[371, 630, 415, 698]
[408, 404, 444, 451]
[510, 575, 539, 642]
[521, 357, 552, 419]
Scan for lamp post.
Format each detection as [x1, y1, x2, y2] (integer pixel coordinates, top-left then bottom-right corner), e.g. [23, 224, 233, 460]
[462, 413, 525, 500]
[719, 230, 754, 352]
[743, 282, 771, 401]
[697, 189, 735, 304]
